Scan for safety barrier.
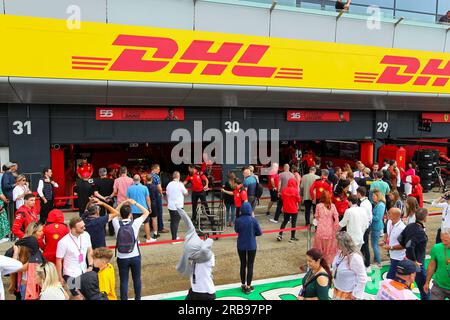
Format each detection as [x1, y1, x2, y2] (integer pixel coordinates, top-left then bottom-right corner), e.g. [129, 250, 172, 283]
[106, 225, 310, 250]
[103, 210, 444, 250]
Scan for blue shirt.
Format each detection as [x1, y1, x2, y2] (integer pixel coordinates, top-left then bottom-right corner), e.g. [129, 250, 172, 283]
[151, 173, 161, 186]
[147, 184, 159, 202]
[371, 202, 386, 232]
[151, 173, 162, 199]
[126, 183, 149, 214]
[84, 214, 109, 249]
[244, 176, 258, 197]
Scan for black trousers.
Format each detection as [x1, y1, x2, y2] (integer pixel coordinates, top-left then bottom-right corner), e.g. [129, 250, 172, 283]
[248, 196, 257, 210]
[274, 198, 283, 221]
[361, 228, 371, 267]
[436, 228, 442, 244]
[185, 288, 216, 300]
[191, 191, 214, 228]
[303, 200, 315, 225]
[279, 213, 298, 238]
[169, 209, 181, 240]
[236, 206, 241, 219]
[238, 250, 257, 286]
[39, 199, 54, 224]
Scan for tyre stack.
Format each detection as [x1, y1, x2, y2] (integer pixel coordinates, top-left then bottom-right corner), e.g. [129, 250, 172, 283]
[413, 149, 439, 193]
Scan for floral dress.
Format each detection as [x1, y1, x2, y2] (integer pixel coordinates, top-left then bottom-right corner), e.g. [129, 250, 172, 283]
[313, 203, 339, 265]
[0, 187, 10, 239]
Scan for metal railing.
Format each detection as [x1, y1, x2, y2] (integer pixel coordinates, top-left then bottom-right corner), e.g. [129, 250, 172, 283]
[209, 0, 450, 25]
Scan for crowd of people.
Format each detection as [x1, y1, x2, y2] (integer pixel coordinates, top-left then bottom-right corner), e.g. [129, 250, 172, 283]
[259, 158, 449, 300]
[0, 154, 449, 301]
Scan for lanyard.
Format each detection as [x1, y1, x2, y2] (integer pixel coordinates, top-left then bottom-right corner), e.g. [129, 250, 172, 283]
[387, 220, 401, 245]
[69, 234, 82, 254]
[333, 253, 346, 279]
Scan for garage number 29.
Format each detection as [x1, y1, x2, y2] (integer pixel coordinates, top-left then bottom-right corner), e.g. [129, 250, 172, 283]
[377, 122, 388, 133]
[12, 120, 32, 135]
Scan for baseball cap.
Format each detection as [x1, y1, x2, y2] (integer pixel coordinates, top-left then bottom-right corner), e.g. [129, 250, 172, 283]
[396, 260, 420, 276]
[6, 162, 16, 168]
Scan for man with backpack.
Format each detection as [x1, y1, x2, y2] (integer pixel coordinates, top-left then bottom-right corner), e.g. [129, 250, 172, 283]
[111, 198, 150, 300]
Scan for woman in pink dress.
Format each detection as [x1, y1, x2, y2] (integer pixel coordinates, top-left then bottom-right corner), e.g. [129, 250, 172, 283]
[313, 191, 339, 266]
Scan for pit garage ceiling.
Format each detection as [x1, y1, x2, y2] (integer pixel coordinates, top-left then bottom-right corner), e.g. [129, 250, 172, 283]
[1, 77, 449, 111]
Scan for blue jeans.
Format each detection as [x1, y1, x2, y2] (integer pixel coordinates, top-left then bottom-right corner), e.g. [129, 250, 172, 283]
[225, 203, 236, 224]
[117, 255, 142, 300]
[370, 229, 382, 264]
[387, 258, 401, 280]
[20, 284, 26, 300]
[154, 195, 164, 231]
[415, 264, 430, 300]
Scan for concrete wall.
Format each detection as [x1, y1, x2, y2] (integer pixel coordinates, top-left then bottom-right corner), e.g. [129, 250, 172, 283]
[3, 0, 448, 52]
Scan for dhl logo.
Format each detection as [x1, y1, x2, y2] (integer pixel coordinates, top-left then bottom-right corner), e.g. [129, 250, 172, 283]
[71, 34, 303, 80]
[355, 55, 450, 87]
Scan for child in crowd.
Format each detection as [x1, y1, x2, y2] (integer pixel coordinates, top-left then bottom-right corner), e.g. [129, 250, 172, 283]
[93, 247, 117, 300]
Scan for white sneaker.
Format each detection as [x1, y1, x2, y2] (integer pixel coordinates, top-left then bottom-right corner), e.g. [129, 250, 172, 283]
[269, 219, 278, 223]
[366, 266, 372, 273]
[146, 238, 157, 243]
[172, 237, 182, 244]
[0, 237, 8, 244]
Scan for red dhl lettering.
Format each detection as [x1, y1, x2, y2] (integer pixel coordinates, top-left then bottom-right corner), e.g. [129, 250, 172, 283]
[73, 34, 302, 80]
[355, 55, 450, 87]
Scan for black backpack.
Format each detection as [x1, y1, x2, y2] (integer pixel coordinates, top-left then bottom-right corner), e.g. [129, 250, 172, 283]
[115, 220, 137, 255]
[256, 183, 264, 199]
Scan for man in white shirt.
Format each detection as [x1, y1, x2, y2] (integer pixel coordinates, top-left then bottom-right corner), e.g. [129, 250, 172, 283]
[431, 192, 450, 244]
[166, 171, 188, 242]
[339, 195, 369, 249]
[112, 199, 150, 300]
[357, 187, 373, 270]
[56, 217, 93, 299]
[383, 207, 406, 280]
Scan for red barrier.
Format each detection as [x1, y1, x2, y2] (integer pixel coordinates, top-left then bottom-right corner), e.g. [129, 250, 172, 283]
[104, 211, 445, 249]
[106, 225, 309, 249]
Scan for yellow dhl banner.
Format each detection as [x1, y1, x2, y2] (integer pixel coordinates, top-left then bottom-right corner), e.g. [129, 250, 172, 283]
[0, 14, 449, 94]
